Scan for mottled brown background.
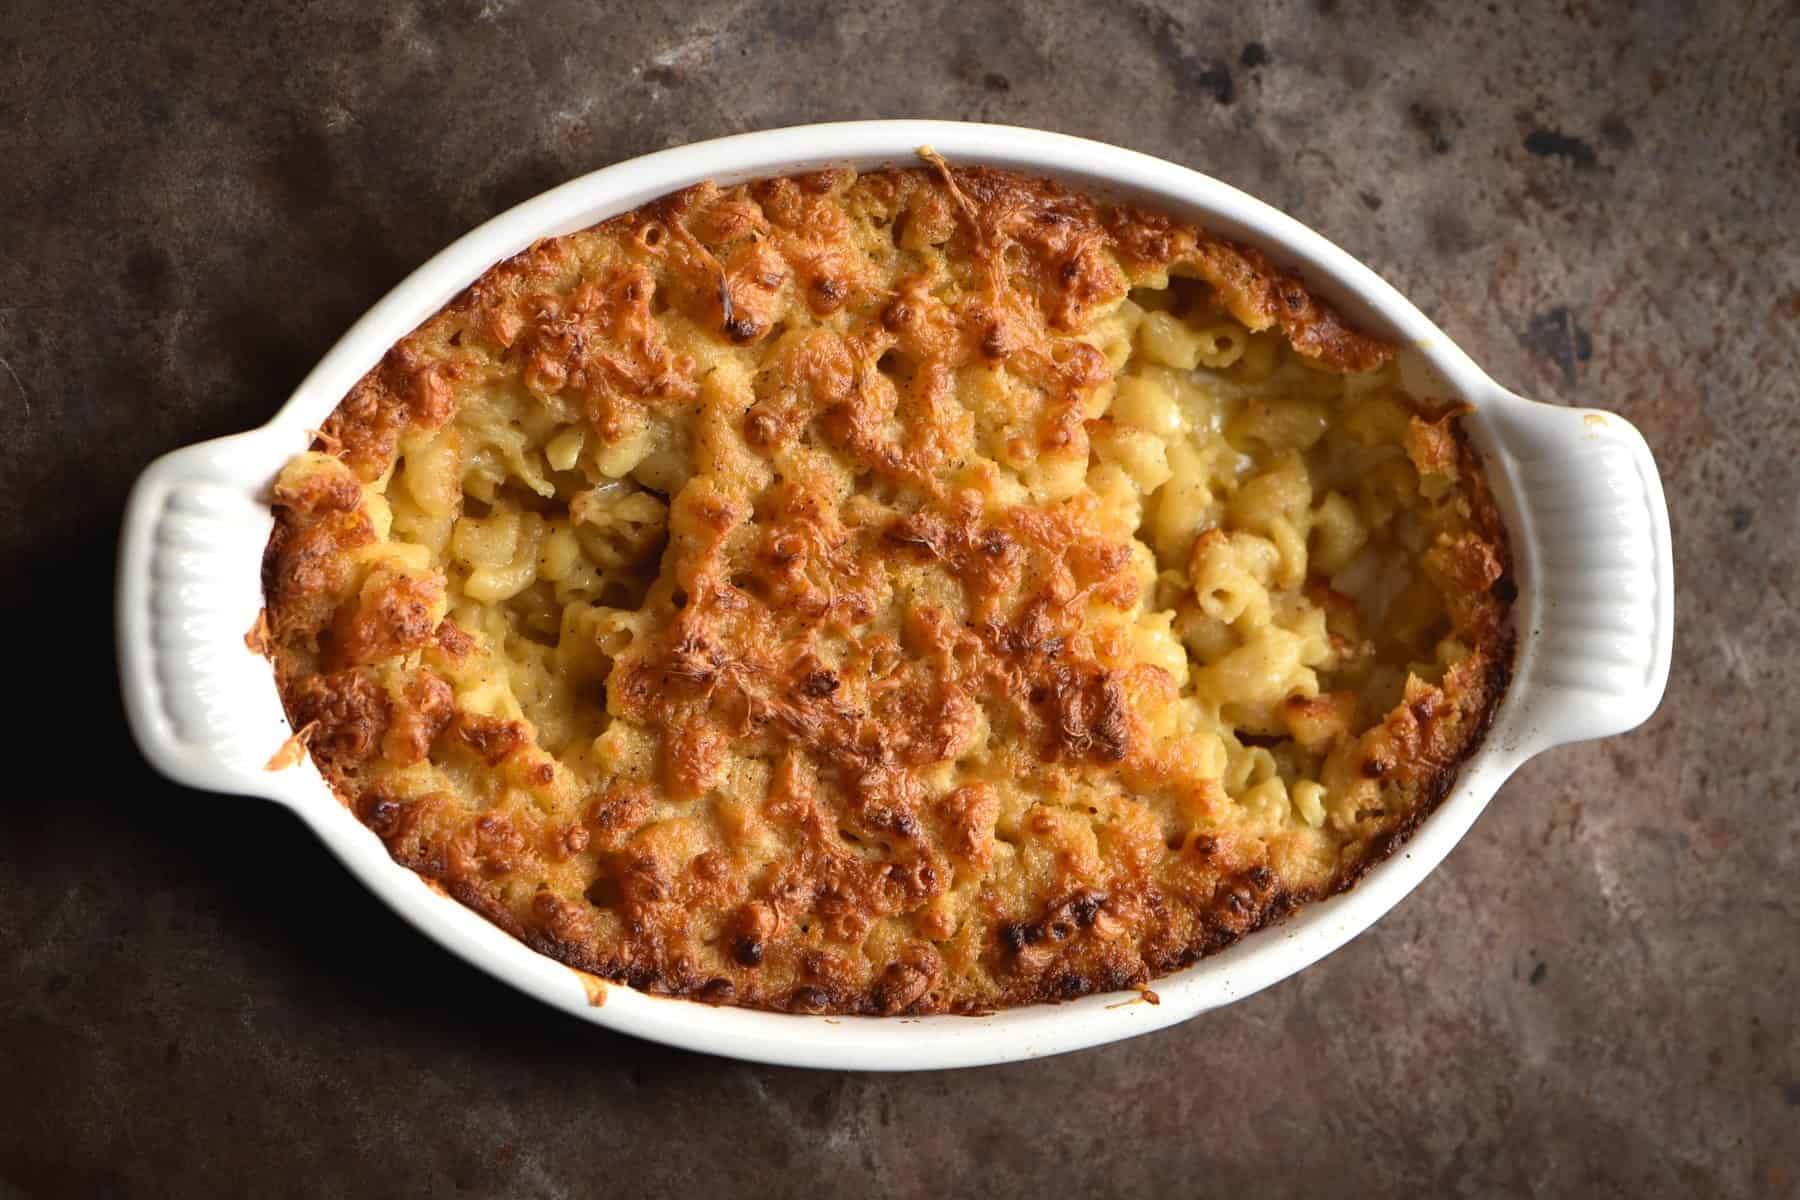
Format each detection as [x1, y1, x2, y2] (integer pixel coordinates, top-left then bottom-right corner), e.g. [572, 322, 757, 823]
[2, 0, 1795, 1195]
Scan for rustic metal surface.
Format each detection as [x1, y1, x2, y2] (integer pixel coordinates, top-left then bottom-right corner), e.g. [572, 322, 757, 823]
[2, 1, 1794, 1194]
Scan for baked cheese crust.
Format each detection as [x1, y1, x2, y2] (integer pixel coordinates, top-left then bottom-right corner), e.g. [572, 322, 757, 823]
[261, 164, 1513, 1014]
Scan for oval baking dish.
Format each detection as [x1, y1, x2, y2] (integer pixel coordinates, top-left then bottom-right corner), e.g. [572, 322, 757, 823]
[117, 121, 1672, 1070]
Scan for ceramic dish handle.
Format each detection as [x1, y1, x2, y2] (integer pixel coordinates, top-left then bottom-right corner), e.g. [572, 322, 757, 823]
[1486, 395, 1675, 752]
[118, 429, 302, 796]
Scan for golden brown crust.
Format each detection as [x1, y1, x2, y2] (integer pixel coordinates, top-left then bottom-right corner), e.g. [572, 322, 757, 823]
[1102, 206, 1391, 372]
[290, 669, 389, 771]
[263, 165, 1513, 1014]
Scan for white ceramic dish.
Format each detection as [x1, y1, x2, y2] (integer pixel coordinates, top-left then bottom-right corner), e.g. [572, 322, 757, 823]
[117, 121, 1672, 1070]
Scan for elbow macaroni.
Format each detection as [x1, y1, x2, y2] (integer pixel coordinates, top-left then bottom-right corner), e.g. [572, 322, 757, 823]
[1078, 294, 1484, 825]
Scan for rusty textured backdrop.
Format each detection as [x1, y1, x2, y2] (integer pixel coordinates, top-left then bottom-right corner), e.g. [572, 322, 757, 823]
[2, 1, 1796, 1195]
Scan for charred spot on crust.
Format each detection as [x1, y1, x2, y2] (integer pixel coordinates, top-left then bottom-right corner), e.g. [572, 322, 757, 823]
[785, 986, 832, 1013]
[698, 977, 736, 1005]
[810, 276, 847, 312]
[448, 712, 529, 766]
[872, 961, 934, 1015]
[292, 670, 390, 769]
[723, 314, 763, 343]
[1036, 667, 1131, 763]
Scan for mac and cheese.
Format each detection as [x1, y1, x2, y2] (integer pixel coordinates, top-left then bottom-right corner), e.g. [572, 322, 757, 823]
[262, 165, 1513, 1014]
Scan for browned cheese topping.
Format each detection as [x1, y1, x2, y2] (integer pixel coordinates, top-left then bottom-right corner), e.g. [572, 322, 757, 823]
[261, 165, 1513, 1014]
